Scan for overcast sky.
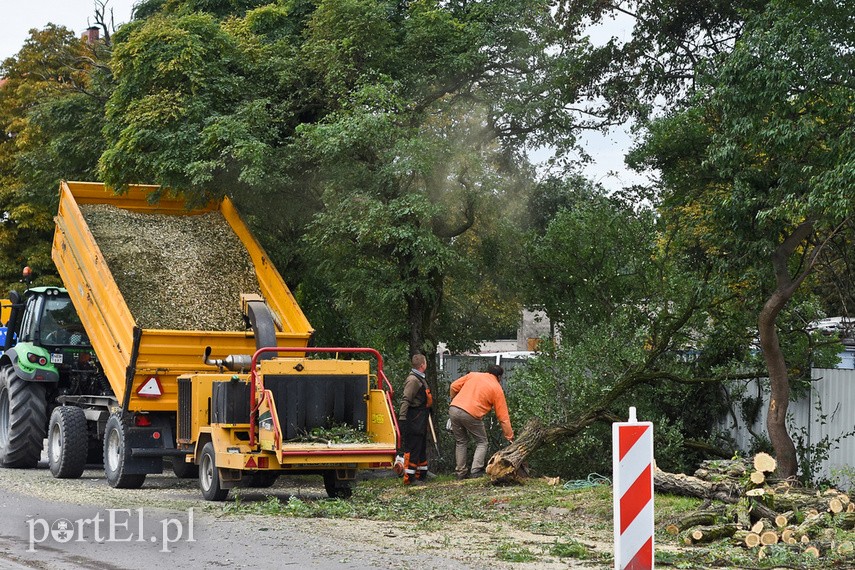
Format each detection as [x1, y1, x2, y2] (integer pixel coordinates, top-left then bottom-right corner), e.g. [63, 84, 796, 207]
[1, 0, 138, 62]
[0, 1, 646, 191]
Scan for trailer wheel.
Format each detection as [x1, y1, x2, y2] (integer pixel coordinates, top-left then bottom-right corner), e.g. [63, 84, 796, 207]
[199, 442, 228, 501]
[172, 457, 199, 479]
[104, 414, 145, 489]
[48, 406, 88, 478]
[323, 472, 353, 499]
[0, 366, 46, 468]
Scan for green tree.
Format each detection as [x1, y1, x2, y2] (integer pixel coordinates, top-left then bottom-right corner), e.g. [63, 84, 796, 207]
[490, 176, 753, 480]
[99, 0, 617, 377]
[630, 0, 855, 479]
[516, 176, 655, 342]
[0, 23, 112, 291]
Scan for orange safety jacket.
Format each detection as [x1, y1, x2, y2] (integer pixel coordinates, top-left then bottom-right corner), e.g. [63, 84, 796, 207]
[449, 372, 513, 440]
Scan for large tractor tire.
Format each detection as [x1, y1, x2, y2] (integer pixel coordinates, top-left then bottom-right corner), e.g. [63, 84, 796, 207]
[199, 442, 228, 501]
[104, 414, 145, 489]
[0, 366, 47, 468]
[48, 406, 88, 478]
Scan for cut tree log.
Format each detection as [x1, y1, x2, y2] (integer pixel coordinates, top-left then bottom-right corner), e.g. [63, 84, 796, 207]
[753, 452, 777, 474]
[668, 510, 724, 534]
[835, 512, 855, 530]
[744, 532, 762, 548]
[804, 545, 821, 558]
[829, 497, 844, 513]
[653, 467, 742, 503]
[486, 413, 619, 483]
[749, 471, 766, 485]
[760, 530, 779, 545]
[774, 511, 792, 527]
[687, 524, 739, 544]
[794, 514, 825, 541]
[730, 500, 751, 529]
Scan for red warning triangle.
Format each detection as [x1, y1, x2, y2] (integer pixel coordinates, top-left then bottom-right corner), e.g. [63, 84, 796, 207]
[137, 376, 163, 398]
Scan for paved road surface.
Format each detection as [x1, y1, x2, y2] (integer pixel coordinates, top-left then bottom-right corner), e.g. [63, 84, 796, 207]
[0, 459, 474, 570]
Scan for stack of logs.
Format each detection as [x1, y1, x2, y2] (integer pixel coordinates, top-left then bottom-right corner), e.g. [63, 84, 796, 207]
[657, 453, 855, 560]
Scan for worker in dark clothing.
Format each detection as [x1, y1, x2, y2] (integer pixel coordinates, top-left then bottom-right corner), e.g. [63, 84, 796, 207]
[393, 354, 433, 485]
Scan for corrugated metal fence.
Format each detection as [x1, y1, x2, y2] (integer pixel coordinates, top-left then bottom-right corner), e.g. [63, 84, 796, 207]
[719, 368, 855, 486]
[437, 355, 530, 386]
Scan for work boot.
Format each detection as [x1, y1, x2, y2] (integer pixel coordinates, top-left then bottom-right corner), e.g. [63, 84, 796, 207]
[456, 471, 469, 481]
[470, 469, 486, 478]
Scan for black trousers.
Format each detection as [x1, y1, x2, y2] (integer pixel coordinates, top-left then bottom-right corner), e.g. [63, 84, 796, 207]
[401, 408, 429, 479]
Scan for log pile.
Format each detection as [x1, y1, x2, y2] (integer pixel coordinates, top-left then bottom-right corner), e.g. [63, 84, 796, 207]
[658, 453, 855, 562]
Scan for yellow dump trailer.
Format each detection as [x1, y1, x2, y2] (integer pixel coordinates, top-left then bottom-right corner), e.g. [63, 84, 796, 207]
[53, 181, 313, 413]
[0, 181, 401, 495]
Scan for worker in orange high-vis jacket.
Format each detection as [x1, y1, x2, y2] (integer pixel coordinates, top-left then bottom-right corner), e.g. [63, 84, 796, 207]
[394, 354, 433, 485]
[448, 364, 513, 479]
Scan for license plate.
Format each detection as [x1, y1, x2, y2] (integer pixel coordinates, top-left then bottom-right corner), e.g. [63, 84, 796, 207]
[51, 353, 63, 364]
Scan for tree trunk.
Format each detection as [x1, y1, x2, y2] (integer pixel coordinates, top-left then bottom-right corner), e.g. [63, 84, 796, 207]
[486, 410, 620, 482]
[759, 290, 798, 480]
[484, 368, 689, 482]
[759, 220, 819, 480]
[653, 467, 742, 503]
[405, 266, 442, 393]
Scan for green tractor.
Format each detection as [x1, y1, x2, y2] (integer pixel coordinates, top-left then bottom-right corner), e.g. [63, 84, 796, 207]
[0, 273, 108, 476]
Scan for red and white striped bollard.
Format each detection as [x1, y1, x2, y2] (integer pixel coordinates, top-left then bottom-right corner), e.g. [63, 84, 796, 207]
[613, 406, 654, 569]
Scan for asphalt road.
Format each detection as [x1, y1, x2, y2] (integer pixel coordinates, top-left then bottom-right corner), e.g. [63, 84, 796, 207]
[0, 456, 473, 570]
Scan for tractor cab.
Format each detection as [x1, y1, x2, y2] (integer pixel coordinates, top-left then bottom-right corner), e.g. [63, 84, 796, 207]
[1, 275, 101, 394]
[7, 287, 90, 349]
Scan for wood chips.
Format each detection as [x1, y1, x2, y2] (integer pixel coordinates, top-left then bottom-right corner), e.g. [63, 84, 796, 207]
[81, 204, 262, 331]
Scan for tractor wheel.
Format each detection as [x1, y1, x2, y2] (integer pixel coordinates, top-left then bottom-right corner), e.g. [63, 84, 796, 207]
[104, 414, 145, 489]
[199, 442, 228, 501]
[0, 365, 47, 468]
[48, 406, 88, 478]
[323, 471, 353, 499]
[172, 457, 199, 479]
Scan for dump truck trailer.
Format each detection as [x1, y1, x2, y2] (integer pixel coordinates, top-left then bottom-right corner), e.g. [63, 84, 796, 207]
[0, 181, 398, 498]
